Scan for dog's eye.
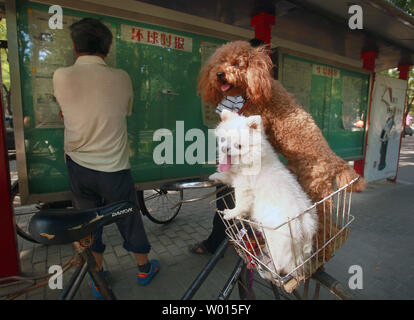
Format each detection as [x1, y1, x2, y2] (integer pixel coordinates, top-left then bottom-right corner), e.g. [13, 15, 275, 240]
[234, 143, 242, 149]
[220, 137, 226, 142]
[233, 63, 239, 68]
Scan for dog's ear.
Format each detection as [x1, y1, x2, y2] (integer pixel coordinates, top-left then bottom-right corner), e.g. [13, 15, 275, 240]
[198, 60, 223, 106]
[246, 46, 273, 106]
[246, 115, 262, 130]
[220, 109, 238, 121]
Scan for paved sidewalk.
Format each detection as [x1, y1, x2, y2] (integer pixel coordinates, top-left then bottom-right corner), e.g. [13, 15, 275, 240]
[323, 135, 414, 300]
[4, 136, 414, 300]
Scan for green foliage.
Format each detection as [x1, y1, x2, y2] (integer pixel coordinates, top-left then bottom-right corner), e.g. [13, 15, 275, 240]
[408, 69, 414, 115]
[0, 19, 10, 114]
[381, 67, 414, 116]
[389, 0, 414, 15]
[380, 0, 414, 115]
[1, 19, 10, 86]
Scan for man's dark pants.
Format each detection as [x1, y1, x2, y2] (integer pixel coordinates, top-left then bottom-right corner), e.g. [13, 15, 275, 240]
[66, 155, 151, 255]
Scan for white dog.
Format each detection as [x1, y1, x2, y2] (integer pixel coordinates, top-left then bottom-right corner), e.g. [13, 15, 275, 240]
[209, 110, 318, 278]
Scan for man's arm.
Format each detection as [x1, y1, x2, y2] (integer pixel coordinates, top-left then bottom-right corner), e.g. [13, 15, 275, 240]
[53, 68, 63, 118]
[124, 72, 134, 116]
[52, 69, 61, 100]
[127, 96, 133, 117]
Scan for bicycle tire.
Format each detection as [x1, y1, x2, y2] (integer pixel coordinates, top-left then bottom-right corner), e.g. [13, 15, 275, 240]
[137, 189, 183, 224]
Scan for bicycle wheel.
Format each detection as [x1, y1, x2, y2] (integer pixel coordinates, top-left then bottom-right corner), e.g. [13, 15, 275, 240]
[137, 188, 183, 224]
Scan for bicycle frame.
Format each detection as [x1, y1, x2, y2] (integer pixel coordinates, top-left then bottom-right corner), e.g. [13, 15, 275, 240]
[218, 257, 248, 300]
[182, 236, 354, 300]
[182, 238, 253, 301]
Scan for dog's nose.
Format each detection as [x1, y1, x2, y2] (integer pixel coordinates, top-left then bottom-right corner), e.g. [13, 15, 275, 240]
[216, 72, 225, 79]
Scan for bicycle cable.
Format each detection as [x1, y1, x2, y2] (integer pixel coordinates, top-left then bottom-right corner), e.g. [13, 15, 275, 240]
[0, 253, 80, 300]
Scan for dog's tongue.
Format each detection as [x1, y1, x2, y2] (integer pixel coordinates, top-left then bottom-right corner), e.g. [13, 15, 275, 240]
[219, 155, 232, 172]
[221, 83, 231, 92]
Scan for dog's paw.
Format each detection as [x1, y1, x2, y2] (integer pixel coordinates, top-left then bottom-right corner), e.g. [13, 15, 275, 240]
[223, 209, 241, 220]
[209, 172, 225, 183]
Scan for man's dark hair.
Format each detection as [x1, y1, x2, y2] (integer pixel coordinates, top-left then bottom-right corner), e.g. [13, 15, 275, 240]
[70, 18, 113, 55]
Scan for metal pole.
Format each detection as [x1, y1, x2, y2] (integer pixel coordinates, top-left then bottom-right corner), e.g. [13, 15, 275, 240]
[61, 260, 88, 300]
[181, 238, 229, 300]
[218, 257, 244, 300]
[311, 268, 353, 300]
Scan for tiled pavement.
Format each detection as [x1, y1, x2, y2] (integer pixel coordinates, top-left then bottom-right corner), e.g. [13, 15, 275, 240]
[4, 136, 414, 300]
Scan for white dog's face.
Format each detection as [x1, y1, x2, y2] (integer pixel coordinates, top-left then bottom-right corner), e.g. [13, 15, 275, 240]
[215, 110, 262, 174]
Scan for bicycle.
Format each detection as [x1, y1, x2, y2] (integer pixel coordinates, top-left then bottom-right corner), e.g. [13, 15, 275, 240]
[2, 201, 143, 300]
[182, 177, 359, 300]
[6, 176, 219, 299]
[5, 175, 356, 300]
[4, 175, 221, 300]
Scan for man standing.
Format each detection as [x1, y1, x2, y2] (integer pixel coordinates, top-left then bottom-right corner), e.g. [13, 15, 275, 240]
[53, 18, 159, 298]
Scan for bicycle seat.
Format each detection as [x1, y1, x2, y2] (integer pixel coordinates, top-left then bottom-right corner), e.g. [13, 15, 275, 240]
[28, 201, 139, 245]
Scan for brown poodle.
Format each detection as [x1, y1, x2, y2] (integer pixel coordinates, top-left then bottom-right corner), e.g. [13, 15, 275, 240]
[198, 41, 366, 262]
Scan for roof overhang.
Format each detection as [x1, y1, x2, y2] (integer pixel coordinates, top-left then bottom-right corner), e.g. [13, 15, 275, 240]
[133, 0, 414, 71]
[6, 0, 414, 71]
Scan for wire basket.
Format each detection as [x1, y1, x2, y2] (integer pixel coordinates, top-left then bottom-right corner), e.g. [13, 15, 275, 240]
[212, 177, 359, 293]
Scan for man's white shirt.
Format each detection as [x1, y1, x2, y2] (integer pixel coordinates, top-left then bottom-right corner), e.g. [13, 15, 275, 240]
[53, 55, 133, 172]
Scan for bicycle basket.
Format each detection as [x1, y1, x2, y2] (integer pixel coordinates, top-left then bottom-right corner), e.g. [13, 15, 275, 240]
[211, 177, 359, 293]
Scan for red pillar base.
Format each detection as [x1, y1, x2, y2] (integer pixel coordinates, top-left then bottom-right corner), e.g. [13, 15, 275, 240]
[398, 64, 411, 81]
[0, 97, 20, 279]
[353, 159, 365, 177]
[250, 13, 275, 46]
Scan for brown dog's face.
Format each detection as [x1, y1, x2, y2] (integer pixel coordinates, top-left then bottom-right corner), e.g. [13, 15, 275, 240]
[198, 41, 273, 106]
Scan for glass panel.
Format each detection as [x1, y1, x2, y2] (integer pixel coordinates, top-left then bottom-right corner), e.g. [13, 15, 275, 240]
[280, 54, 370, 160]
[341, 75, 365, 131]
[282, 56, 312, 112]
[27, 10, 116, 129]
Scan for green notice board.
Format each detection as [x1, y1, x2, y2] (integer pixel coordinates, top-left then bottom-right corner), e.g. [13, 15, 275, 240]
[15, 1, 225, 196]
[279, 53, 370, 160]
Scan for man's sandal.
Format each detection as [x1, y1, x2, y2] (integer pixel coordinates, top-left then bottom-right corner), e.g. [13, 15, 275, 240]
[188, 242, 210, 255]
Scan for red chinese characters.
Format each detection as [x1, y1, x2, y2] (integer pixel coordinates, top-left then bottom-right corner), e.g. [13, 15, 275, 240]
[129, 27, 186, 51]
[313, 64, 340, 79]
[174, 36, 185, 50]
[131, 27, 144, 41]
[160, 33, 172, 47]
